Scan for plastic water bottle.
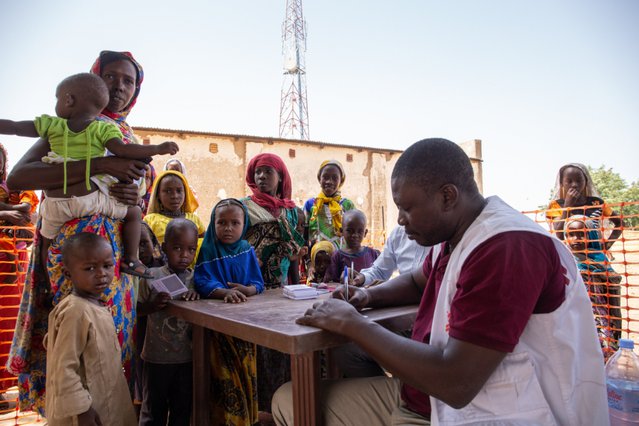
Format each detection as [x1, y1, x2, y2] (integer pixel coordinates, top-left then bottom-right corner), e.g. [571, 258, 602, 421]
[606, 339, 639, 425]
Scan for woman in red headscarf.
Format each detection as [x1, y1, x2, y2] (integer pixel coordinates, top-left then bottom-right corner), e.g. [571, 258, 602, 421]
[240, 153, 304, 418]
[241, 153, 304, 288]
[6, 51, 148, 415]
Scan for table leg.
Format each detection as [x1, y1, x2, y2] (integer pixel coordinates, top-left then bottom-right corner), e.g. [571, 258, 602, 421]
[192, 325, 210, 426]
[291, 351, 321, 426]
[325, 348, 340, 379]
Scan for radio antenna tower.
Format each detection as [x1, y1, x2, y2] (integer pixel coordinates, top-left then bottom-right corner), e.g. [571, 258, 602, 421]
[279, 0, 309, 140]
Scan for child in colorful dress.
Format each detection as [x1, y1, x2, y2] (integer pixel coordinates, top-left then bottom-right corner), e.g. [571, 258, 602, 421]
[324, 209, 379, 283]
[565, 215, 622, 358]
[0, 73, 179, 278]
[307, 240, 335, 284]
[547, 163, 622, 249]
[304, 160, 354, 247]
[45, 233, 136, 426]
[143, 170, 205, 245]
[194, 198, 264, 425]
[137, 219, 200, 426]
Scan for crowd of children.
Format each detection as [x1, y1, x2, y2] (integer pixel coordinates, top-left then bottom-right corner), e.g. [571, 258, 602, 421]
[0, 95, 629, 426]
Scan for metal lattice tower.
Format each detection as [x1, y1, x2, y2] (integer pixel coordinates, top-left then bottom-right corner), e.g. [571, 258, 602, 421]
[279, 0, 309, 140]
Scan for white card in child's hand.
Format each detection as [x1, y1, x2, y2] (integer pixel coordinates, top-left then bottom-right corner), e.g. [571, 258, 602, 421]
[150, 274, 188, 298]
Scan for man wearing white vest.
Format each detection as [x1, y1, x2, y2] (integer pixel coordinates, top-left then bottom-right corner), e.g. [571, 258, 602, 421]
[272, 138, 608, 425]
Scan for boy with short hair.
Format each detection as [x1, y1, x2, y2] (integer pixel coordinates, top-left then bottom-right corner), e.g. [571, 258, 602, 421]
[137, 218, 200, 426]
[45, 233, 136, 426]
[324, 209, 379, 283]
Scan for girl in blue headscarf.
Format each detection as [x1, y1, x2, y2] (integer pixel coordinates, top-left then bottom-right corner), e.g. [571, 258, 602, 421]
[565, 215, 622, 358]
[194, 198, 264, 425]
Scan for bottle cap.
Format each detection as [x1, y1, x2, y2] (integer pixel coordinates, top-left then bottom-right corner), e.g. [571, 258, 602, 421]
[620, 339, 635, 349]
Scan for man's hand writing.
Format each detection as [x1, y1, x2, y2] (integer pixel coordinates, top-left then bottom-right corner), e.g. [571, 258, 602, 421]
[332, 284, 370, 310]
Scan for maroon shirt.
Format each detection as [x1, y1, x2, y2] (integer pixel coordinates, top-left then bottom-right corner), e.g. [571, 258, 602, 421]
[401, 231, 567, 418]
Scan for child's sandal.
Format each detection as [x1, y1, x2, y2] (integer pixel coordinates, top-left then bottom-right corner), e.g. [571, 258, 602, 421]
[121, 260, 153, 279]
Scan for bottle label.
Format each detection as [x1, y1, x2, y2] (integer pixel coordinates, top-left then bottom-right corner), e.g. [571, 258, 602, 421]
[607, 380, 639, 413]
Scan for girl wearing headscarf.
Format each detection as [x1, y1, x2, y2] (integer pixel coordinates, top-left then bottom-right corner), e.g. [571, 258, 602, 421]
[307, 240, 336, 284]
[546, 163, 622, 248]
[303, 160, 354, 247]
[7, 51, 146, 414]
[163, 158, 199, 201]
[163, 158, 187, 174]
[194, 198, 264, 425]
[565, 215, 622, 358]
[241, 153, 304, 288]
[240, 153, 304, 418]
[195, 199, 264, 298]
[143, 170, 204, 245]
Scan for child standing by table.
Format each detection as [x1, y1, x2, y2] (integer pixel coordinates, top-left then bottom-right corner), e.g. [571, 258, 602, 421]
[44, 233, 136, 426]
[133, 221, 166, 411]
[137, 219, 200, 426]
[307, 240, 335, 284]
[324, 209, 379, 283]
[194, 198, 264, 425]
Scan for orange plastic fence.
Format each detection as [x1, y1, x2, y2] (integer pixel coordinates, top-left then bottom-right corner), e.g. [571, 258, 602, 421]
[524, 201, 639, 359]
[0, 226, 37, 422]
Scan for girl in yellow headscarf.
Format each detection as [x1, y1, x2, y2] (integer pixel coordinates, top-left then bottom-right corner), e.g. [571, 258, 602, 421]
[303, 160, 355, 247]
[143, 170, 205, 244]
[307, 240, 336, 284]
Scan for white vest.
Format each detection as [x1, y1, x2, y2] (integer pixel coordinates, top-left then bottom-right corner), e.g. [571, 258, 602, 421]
[429, 196, 609, 426]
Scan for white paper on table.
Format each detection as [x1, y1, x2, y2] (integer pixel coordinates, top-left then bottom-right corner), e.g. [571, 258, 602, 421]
[283, 284, 318, 300]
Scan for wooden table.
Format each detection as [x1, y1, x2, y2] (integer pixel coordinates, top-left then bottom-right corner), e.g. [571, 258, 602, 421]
[167, 288, 418, 426]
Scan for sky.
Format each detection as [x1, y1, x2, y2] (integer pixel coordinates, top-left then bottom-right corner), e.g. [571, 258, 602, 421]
[0, 0, 637, 211]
